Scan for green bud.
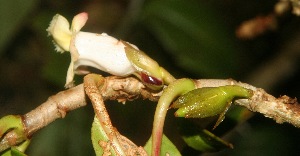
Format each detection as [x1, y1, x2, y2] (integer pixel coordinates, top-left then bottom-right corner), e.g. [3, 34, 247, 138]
[0, 115, 24, 138]
[122, 41, 162, 81]
[0, 115, 29, 153]
[172, 85, 252, 119]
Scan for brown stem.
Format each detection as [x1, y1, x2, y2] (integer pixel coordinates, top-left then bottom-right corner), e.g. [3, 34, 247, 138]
[0, 77, 299, 152]
[84, 74, 126, 155]
[24, 84, 87, 137]
[194, 79, 300, 128]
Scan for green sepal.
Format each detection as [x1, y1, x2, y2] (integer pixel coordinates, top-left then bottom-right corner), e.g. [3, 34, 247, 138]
[144, 134, 181, 156]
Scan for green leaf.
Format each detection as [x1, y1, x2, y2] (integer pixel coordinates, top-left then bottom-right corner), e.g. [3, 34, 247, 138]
[3, 147, 28, 156]
[144, 134, 181, 156]
[91, 116, 117, 156]
[1, 140, 30, 156]
[178, 120, 233, 152]
[141, 0, 238, 77]
[182, 129, 233, 152]
[10, 147, 27, 156]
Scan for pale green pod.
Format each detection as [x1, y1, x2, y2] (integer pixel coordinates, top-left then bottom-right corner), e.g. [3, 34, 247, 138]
[173, 85, 252, 118]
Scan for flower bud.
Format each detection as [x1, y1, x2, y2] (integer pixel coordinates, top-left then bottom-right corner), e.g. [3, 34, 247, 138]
[172, 85, 252, 118]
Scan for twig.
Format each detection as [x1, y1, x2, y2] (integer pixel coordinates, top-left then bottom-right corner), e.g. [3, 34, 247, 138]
[1, 77, 299, 151]
[23, 84, 87, 137]
[84, 74, 148, 155]
[0, 76, 155, 152]
[194, 79, 300, 128]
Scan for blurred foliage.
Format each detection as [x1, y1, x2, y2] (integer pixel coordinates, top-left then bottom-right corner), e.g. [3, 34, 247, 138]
[140, 0, 239, 78]
[0, 0, 38, 55]
[0, 0, 299, 155]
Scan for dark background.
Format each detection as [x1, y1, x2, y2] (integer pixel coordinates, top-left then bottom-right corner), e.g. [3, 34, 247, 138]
[0, 0, 299, 155]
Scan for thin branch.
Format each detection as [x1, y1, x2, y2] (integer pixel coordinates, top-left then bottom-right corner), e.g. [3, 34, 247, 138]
[23, 76, 156, 138]
[1, 77, 299, 151]
[24, 84, 87, 137]
[194, 79, 300, 127]
[84, 74, 147, 155]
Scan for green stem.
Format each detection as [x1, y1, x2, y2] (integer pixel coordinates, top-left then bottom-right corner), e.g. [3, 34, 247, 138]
[151, 78, 195, 156]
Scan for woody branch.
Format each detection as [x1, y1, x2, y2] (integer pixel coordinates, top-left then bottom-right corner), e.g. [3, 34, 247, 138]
[0, 76, 299, 150]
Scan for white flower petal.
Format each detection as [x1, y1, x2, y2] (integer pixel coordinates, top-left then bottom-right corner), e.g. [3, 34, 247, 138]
[48, 13, 138, 88]
[73, 32, 136, 76]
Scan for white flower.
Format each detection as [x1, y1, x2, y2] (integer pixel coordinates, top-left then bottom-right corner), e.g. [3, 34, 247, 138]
[47, 12, 136, 88]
